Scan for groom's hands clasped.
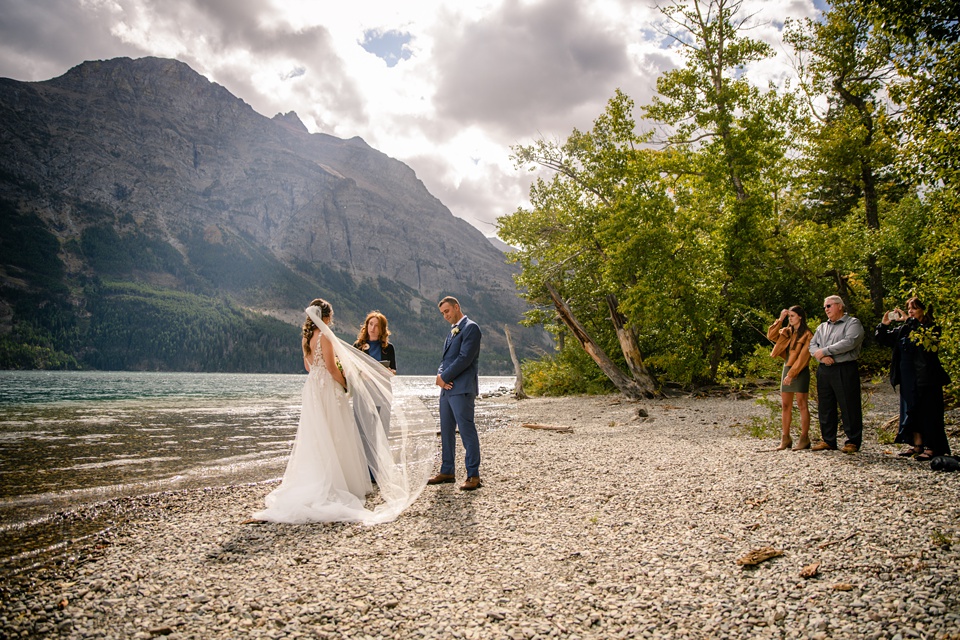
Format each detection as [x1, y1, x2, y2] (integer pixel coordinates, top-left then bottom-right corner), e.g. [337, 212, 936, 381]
[436, 374, 453, 390]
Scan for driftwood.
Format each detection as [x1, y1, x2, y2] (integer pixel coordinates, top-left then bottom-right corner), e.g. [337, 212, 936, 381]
[503, 324, 528, 399]
[880, 415, 899, 431]
[520, 423, 573, 433]
[736, 546, 783, 566]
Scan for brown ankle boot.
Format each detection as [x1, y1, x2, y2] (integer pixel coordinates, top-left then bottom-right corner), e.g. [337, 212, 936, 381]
[777, 435, 793, 451]
[792, 435, 810, 451]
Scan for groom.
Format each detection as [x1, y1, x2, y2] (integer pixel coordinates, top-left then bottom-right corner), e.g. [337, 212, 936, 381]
[428, 296, 483, 490]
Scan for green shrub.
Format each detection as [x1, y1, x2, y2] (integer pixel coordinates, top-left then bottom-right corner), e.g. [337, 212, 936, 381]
[858, 343, 892, 380]
[876, 415, 898, 445]
[725, 343, 783, 386]
[521, 346, 617, 396]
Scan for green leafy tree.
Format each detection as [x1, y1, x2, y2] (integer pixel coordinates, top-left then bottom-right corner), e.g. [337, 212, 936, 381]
[501, 91, 660, 397]
[862, 0, 960, 386]
[642, 0, 799, 378]
[784, 1, 904, 317]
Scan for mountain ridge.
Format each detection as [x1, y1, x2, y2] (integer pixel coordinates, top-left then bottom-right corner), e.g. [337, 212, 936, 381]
[0, 56, 540, 373]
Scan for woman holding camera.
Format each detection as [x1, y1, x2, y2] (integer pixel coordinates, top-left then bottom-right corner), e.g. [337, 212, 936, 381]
[876, 297, 951, 461]
[767, 306, 813, 450]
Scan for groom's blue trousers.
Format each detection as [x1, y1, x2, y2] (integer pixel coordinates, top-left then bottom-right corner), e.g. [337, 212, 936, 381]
[439, 392, 480, 477]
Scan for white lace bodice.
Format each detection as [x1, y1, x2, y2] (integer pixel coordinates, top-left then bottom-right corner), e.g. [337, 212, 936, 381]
[309, 337, 348, 405]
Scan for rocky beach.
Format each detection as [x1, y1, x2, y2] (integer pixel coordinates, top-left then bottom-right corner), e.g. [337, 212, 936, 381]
[3, 384, 959, 639]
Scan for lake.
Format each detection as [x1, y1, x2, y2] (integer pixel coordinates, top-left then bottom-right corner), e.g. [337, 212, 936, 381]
[0, 370, 515, 575]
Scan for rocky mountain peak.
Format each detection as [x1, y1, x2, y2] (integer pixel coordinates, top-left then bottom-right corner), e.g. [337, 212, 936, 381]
[273, 111, 309, 134]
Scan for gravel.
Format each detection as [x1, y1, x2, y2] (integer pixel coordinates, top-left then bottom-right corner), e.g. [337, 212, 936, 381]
[2, 383, 958, 639]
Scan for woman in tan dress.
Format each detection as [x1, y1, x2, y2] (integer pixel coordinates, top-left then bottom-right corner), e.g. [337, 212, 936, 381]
[768, 306, 813, 450]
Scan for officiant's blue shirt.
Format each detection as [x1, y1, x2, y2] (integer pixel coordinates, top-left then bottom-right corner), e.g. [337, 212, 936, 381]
[366, 341, 383, 362]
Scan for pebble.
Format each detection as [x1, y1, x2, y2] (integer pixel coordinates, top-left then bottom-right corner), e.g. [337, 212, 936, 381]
[1, 385, 958, 638]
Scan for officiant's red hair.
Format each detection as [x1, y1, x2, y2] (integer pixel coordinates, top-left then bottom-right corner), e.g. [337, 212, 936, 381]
[356, 311, 391, 347]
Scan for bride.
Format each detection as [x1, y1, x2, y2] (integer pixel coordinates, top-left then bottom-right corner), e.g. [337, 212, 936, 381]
[251, 299, 432, 525]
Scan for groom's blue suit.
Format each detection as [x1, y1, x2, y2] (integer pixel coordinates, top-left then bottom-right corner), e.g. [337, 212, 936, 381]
[438, 316, 482, 477]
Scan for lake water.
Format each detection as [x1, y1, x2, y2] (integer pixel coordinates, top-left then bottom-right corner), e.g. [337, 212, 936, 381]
[0, 370, 515, 575]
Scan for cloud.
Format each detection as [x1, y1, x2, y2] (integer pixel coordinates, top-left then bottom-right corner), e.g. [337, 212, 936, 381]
[0, 0, 823, 234]
[405, 150, 534, 231]
[90, 0, 370, 134]
[0, 0, 144, 80]
[432, 0, 631, 138]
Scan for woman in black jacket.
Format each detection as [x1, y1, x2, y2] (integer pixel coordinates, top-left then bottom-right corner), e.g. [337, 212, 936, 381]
[353, 311, 397, 373]
[875, 297, 951, 461]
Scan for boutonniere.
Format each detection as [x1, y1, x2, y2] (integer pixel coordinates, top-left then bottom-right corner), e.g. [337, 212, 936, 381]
[451, 326, 460, 336]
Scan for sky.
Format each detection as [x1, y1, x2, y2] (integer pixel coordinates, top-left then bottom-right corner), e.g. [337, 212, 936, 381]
[0, 0, 824, 238]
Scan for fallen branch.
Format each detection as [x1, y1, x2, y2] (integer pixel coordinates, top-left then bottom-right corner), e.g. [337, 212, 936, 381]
[520, 423, 573, 433]
[864, 544, 894, 556]
[737, 547, 783, 566]
[818, 532, 857, 549]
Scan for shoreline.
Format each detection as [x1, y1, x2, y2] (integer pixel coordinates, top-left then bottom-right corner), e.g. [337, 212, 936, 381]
[4, 386, 959, 639]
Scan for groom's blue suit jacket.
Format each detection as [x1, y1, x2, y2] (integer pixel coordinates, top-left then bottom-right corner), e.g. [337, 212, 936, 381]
[438, 317, 481, 396]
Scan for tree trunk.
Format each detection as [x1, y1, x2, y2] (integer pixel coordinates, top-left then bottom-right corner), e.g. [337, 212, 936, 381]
[503, 324, 528, 400]
[605, 294, 661, 397]
[861, 163, 885, 317]
[821, 269, 856, 316]
[544, 282, 653, 400]
[836, 77, 885, 316]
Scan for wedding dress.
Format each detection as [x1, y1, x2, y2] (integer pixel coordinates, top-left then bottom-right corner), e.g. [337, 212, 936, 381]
[252, 306, 434, 525]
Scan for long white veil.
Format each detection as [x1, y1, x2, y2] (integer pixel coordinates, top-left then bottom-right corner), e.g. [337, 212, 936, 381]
[308, 306, 434, 524]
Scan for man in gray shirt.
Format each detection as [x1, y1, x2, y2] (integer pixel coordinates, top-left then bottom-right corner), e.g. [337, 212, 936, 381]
[809, 295, 866, 453]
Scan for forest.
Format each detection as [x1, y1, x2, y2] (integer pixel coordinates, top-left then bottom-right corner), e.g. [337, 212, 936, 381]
[498, 0, 958, 397]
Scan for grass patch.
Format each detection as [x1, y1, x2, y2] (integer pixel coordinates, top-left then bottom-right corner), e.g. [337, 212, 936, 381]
[931, 530, 955, 550]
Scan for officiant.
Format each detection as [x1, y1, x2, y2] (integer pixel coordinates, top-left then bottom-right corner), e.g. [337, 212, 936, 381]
[353, 311, 397, 373]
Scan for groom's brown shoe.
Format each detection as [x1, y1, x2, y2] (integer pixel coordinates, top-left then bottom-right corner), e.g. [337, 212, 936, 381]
[460, 476, 482, 491]
[427, 473, 456, 485]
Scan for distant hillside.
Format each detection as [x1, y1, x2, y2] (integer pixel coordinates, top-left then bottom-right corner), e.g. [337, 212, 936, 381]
[0, 57, 544, 373]
[487, 236, 517, 253]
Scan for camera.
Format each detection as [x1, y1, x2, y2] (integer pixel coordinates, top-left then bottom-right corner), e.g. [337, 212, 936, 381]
[889, 310, 903, 321]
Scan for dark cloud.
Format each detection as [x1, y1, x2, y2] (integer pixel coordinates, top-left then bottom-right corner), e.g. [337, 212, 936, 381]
[0, 0, 145, 81]
[133, 1, 367, 128]
[432, 0, 631, 137]
[132, 0, 265, 50]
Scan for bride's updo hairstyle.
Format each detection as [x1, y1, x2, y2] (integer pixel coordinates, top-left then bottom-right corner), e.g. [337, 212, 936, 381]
[302, 298, 333, 356]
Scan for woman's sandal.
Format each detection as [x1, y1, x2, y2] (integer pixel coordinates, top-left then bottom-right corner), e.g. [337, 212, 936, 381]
[898, 446, 922, 457]
[915, 449, 935, 462]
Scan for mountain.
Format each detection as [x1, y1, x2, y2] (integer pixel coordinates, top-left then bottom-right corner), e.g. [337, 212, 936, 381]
[0, 57, 541, 374]
[486, 236, 517, 253]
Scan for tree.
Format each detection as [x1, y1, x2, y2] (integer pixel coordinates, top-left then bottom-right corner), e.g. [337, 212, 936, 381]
[785, 1, 904, 317]
[642, 0, 798, 378]
[863, 0, 960, 384]
[501, 91, 660, 397]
